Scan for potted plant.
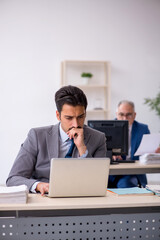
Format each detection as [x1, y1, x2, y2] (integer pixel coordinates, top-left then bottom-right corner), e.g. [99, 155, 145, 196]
[81, 72, 93, 85]
[144, 90, 160, 118]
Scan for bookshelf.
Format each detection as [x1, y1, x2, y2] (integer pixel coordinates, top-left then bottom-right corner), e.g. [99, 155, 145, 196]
[61, 60, 111, 121]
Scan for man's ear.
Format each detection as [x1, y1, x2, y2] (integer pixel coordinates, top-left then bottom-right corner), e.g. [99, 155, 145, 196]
[56, 110, 61, 121]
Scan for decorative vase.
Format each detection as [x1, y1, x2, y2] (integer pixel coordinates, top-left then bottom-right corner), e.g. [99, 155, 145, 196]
[81, 77, 89, 85]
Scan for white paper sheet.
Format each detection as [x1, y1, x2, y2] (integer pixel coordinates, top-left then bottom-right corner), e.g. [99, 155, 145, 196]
[134, 133, 160, 156]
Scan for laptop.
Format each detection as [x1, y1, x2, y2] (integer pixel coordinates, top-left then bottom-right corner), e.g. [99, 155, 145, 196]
[47, 158, 110, 198]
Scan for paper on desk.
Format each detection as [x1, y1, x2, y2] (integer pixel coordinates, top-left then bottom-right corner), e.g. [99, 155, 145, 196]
[134, 133, 160, 156]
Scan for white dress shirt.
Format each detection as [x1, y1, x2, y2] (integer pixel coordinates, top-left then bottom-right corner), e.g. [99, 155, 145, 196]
[126, 124, 132, 159]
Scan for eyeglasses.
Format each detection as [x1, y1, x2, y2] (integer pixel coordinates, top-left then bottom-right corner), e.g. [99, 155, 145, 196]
[118, 112, 134, 118]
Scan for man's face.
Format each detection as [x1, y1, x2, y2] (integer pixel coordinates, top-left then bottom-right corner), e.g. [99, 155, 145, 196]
[56, 104, 86, 132]
[116, 103, 136, 126]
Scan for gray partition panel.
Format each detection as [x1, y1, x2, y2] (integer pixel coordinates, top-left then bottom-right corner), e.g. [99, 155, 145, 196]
[0, 212, 160, 240]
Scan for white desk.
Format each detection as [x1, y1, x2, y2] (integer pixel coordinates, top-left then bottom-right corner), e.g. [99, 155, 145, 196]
[0, 193, 160, 239]
[109, 161, 160, 175]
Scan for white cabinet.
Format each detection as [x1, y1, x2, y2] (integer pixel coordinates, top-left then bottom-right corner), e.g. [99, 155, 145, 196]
[61, 60, 111, 121]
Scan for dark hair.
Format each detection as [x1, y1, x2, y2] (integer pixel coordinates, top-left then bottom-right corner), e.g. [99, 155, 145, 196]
[55, 85, 88, 113]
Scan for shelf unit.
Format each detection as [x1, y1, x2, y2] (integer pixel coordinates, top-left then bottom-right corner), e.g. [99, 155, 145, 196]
[61, 60, 111, 121]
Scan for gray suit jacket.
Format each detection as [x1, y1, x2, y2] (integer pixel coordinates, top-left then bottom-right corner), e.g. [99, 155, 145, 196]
[6, 124, 106, 190]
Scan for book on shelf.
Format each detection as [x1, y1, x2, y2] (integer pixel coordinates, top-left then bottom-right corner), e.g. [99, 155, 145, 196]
[107, 187, 154, 196]
[0, 185, 28, 204]
[146, 185, 160, 196]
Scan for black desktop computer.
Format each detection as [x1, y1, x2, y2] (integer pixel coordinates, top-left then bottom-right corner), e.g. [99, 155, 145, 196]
[88, 120, 131, 164]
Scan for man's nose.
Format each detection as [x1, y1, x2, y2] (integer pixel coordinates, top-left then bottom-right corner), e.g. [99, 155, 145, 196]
[72, 118, 78, 128]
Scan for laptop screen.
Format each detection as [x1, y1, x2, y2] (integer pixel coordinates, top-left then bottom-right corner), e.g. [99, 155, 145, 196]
[48, 158, 110, 198]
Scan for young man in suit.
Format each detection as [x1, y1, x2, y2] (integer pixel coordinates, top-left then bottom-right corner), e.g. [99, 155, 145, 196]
[108, 100, 160, 188]
[6, 85, 106, 195]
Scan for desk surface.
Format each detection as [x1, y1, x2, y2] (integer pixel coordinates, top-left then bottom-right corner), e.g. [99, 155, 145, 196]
[109, 161, 160, 175]
[1, 163, 160, 212]
[0, 192, 160, 211]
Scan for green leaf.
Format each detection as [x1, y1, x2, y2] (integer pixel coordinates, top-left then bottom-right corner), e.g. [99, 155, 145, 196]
[144, 91, 160, 117]
[81, 72, 93, 78]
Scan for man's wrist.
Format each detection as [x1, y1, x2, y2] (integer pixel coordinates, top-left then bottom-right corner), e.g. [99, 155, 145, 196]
[79, 149, 88, 158]
[78, 144, 87, 156]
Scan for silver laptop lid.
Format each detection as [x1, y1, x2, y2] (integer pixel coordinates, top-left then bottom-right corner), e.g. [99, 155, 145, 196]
[48, 158, 110, 198]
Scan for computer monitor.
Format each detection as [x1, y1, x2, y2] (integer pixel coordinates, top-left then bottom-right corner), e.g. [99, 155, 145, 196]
[88, 120, 129, 160]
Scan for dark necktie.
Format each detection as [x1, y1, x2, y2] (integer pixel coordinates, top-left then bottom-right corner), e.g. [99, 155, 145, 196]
[65, 138, 75, 158]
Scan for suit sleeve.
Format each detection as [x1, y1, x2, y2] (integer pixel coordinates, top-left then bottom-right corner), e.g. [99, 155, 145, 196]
[6, 129, 39, 190]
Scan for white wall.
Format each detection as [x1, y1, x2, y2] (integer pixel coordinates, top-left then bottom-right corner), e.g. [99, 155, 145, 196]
[0, 0, 160, 184]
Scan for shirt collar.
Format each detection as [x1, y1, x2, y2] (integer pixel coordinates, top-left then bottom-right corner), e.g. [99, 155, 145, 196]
[59, 123, 68, 143]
